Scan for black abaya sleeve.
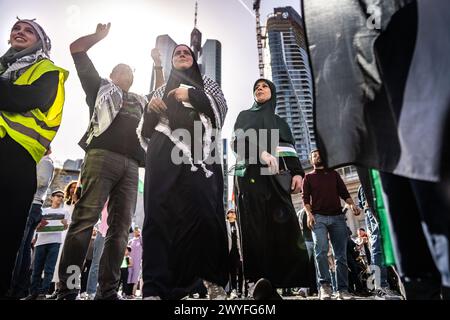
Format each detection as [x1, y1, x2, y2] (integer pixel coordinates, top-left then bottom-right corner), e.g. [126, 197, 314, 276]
[188, 88, 216, 127]
[0, 71, 59, 113]
[142, 110, 160, 139]
[284, 156, 305, 177]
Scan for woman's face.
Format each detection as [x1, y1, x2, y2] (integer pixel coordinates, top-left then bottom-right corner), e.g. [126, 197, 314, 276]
[254, 81, 272, 104]
[172, 45, 194, 70]
[69, 183, 77, 196]
[10, 22, 38, 51]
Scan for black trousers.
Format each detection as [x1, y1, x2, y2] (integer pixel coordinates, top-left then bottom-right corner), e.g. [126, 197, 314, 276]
[118, 267, 132, 296]
[380, 172, 450, 299]
[58, 149, 138, 299]
[229, 248, 243, 294]
[0, 135, 36, 297]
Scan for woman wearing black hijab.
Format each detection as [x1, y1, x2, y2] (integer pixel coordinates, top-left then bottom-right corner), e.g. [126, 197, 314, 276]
[137, 45, 228, 300]
[232, 79, 309, 298]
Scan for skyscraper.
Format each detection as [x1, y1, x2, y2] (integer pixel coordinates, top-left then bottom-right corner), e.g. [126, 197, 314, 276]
[265, 6, 315, 161]
[149, 34, 177, 92]
[200, 39, 222, 86]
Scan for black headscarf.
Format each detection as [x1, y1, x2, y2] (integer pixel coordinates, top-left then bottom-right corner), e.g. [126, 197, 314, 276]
[234, 78, 296, 155]
[163, 44, 204, 131]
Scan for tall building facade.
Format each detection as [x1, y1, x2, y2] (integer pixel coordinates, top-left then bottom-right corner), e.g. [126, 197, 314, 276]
[200, 39, 222, 86]
[149, 34, 177, 91]
[265, 6, 315, 161]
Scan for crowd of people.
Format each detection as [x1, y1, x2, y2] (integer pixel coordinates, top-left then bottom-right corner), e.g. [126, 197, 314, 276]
[1, 0, 449, 302]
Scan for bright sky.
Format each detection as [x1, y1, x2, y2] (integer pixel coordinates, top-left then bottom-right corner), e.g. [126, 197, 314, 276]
[1, 0, 301, 166]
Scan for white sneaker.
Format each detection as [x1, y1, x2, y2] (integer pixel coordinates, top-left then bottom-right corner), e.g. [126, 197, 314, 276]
[337, 291, 355, 300]
[375, 288, 403, 300]
[87, 293, 95, 300]
[319, 284, 333, 300]
[229, 290, 238, 300]
[143, 296, 161, 300]
[203, 280, 227, 300]
[247, 282, 256, 299]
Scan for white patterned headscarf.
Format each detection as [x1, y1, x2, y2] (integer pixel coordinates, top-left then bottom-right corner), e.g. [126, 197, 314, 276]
[0, 18, 52, 81]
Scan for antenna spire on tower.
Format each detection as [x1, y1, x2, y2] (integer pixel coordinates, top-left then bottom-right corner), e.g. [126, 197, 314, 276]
[194, 1, 198, 28]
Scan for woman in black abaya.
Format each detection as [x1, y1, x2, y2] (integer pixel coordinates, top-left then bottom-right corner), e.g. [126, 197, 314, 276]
[138, 45, 228, 300]
[232, 79, 309, 297]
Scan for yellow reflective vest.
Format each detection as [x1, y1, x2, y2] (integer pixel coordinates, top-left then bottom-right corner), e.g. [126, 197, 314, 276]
[0, 59, 69, 163]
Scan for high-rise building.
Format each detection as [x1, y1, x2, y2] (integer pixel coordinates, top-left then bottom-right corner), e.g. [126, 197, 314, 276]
[200, 39, 222, 86]
[265, 6, 315, 161]
[149, 34, 177, 92]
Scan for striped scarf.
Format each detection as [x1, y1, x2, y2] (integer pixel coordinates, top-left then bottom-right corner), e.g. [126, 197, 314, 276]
[86, 79, 147, 145]
[1, 19, 51, 81]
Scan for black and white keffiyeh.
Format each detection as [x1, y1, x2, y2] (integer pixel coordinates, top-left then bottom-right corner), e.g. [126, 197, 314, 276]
[86, 79, 147, 145]
[0, 18, 52, 81]
[137, 75, 227, 177]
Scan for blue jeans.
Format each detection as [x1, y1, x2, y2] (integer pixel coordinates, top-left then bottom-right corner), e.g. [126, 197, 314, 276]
[364, 208, 389, 288]
[86, 233, 105, 295]
[305, 240, 319, 291]
[9, 203, 43, 297]
[30, 243, 61, 295]
[312, 214, 349, 292]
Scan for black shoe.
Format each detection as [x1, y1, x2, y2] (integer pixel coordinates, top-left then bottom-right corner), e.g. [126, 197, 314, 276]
[56, 291, 78, 300]
[354, 289, 372, 297]
[253, 278, 283, 300]
[403, 277, 441, 300]
[282, 289, 294, 297]
[21, 293, 39, 300]
[46, 290, 59, 300]
[94, 293, 124, 300]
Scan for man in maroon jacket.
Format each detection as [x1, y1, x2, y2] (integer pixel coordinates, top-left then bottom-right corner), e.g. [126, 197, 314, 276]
[302, 149, 360, 300]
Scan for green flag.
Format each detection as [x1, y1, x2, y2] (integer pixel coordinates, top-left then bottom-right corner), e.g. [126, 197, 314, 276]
[138, 179, 144, 194]
[370, 169, 396, 266]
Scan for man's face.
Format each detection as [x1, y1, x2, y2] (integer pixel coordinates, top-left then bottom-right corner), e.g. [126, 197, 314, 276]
[110, 64, 134, 92]
[51, 193, 64, 206]
[310, 151, 323, 167]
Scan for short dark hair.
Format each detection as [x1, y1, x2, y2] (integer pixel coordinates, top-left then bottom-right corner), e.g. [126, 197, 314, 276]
[358, 228, 366, 232]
